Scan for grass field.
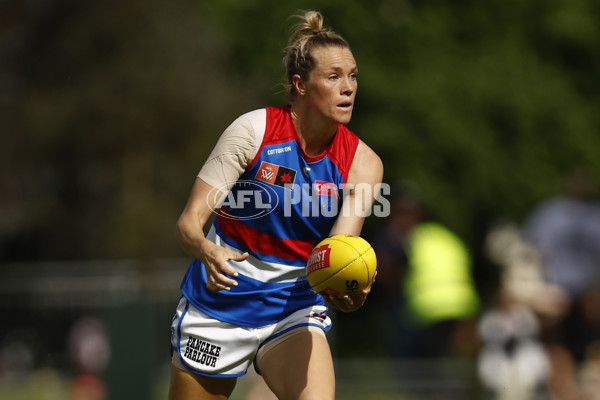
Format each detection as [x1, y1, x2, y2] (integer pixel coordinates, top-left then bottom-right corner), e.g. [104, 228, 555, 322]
[0, 358, 481, 400]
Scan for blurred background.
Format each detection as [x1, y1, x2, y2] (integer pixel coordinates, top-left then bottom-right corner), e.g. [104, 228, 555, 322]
[2, 0, 600, 399]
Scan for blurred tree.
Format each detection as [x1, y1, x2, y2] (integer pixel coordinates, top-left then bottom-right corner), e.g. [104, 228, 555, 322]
[1, 0, 599, 268]
[1, 0, 261, 260]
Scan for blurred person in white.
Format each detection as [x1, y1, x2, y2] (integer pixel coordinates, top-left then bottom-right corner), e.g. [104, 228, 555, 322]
[67, 316, 110, 400]
[477, 284, 551, 400]
[67, 316, 111, 375]
[523, 168, 600, 400]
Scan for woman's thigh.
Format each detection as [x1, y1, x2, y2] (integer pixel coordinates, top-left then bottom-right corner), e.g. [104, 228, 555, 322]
[168, 365, 237, 400]
[258, 330, 335, 400]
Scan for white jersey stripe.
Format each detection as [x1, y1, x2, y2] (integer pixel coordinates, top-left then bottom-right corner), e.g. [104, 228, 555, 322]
[207, 226, 308, 283]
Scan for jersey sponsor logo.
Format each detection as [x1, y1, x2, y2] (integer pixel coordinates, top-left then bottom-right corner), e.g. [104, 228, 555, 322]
[255, 161, 296, 188]
[266, 145, 292, 155]
[183, 336, 221, 368]
[314, 180, 339, 197]
[306, 244, 331, 274]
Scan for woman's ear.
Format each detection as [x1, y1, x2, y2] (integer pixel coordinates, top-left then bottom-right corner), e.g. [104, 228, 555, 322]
[292, 74, 306, 96]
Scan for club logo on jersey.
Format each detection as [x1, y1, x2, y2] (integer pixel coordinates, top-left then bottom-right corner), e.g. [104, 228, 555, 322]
[306, 244, 331, 274]
[255, 161, 296, 189]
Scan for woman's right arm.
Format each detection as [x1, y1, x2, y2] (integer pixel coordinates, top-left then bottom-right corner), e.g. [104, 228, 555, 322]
[175, 111, 263, 291]
[175, 177, 248, 292]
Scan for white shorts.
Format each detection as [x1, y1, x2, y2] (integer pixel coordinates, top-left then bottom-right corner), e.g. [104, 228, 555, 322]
[170, 297, 332, 377]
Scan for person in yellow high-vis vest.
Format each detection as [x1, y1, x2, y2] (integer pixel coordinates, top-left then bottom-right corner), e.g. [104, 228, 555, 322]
[372, 187, 480, 358]
[405, 222, 480, 327]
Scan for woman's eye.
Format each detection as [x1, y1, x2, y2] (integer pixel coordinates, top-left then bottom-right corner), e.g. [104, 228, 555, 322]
[350, 73, 357, 80]
[328, 75, 338, 81]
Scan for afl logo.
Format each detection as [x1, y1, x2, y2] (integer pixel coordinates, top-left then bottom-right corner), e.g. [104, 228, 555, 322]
[207, 180, 279, 220]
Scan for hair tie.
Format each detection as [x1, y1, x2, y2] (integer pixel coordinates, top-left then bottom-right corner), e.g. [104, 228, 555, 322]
[312, 29, 324, 35]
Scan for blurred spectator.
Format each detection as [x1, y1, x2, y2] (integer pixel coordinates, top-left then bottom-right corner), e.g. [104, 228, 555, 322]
[523, 169, 600, 302]
[67, 316, 110, 400]
[371, 184, 480, 358]
[486, 222, 569, 321]
[481, 221, 557, 398]
[67, 316, 110, 375]
[521, 168, 600, 399]
[477, 286, 550, 399]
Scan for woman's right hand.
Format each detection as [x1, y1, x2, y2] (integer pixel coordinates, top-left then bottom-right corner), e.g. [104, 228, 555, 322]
[175, 178, 250, 292]
[199, 241, 248, 292]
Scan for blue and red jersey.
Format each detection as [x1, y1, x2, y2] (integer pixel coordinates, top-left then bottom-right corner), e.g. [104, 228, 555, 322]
[180, 105, 359, 327]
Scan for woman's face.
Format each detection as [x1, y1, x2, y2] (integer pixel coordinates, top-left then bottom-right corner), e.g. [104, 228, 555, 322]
[302, 46, 358, 126]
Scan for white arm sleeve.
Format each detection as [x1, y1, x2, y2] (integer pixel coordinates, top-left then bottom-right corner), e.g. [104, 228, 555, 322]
[198, 109, 266, 193]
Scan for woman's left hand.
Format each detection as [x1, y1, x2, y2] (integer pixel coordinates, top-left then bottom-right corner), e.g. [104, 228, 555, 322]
[321, 271, 376, 313]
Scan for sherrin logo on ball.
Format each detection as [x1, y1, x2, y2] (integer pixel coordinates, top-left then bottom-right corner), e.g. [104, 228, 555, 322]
[306, 234, 377, 296]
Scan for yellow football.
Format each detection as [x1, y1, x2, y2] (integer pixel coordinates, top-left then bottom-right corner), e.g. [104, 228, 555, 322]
[306, 234, 377, 297]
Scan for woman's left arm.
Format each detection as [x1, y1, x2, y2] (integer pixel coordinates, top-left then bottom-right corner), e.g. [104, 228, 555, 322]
[329, 140, 384, 236]
[325, 140, 384, 312]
